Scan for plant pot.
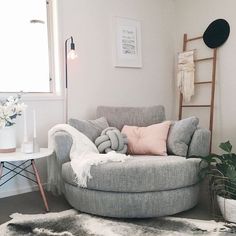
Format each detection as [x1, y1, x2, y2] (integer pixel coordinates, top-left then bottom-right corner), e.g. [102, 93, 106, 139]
[217, 195, 236, 223]
[0, 126, 16, 153]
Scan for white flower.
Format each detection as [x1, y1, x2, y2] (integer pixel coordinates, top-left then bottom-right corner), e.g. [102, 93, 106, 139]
[5, 96, 16, 106]
[3, 105, 15, 117]
[0, 106, 4, 117]
[0, 95, 26, 127]
[7, 96, 14, 102]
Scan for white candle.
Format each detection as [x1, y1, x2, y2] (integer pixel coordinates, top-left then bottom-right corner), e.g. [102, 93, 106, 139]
[23, 108, 28, 142]
[33, 109, 37, 138]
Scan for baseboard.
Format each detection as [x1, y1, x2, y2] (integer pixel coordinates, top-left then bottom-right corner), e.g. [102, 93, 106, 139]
[0, 183, 47, 199]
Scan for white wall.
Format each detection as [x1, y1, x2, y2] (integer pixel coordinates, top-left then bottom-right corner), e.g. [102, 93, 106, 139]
[0, 0, 176, 198]
[60, 0, 176, 120]
[174, 0, 236, 152]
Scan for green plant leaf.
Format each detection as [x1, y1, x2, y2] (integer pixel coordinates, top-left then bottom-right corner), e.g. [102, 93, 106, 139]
[226, 166, 236, 180]
[211, 156, 223, 164]
[230, 154, 236, 167]
[219, 141, 232, 153]
[216, 163, 227, 176]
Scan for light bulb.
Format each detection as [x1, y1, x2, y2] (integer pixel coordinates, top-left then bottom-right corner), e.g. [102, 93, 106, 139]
[67, 49, 77, 60]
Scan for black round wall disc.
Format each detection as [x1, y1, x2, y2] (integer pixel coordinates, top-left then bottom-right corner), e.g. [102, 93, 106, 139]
[203, 19, 230, 49]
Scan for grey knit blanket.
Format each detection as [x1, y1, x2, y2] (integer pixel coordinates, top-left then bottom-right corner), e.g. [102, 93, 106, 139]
[95, 127, 128, 154]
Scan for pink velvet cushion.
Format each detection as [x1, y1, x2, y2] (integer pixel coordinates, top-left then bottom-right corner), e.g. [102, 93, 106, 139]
[121, 121, 171, 156]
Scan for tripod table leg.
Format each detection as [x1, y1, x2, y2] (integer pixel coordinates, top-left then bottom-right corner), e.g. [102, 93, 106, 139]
[0, 162, 3, 180]
[31, 160, 49, 212]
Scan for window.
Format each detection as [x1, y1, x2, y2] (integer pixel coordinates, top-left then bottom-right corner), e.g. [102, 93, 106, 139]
[0, 0, 52, 93]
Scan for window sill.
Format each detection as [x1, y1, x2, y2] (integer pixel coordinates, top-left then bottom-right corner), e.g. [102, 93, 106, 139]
[0, 92, 64, 102]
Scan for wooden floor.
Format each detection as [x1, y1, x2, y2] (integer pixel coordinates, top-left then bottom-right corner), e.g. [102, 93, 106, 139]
[0, 191, 71, 224]
[0, 190, 212, 225]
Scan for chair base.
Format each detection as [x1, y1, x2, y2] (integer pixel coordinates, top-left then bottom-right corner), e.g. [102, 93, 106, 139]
[64, 183, 199, 218]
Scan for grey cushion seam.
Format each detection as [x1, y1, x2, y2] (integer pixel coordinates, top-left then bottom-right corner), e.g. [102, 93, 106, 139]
[63, 183, 200, 194]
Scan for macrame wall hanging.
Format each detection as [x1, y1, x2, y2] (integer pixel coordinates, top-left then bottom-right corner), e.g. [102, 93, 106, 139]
[177, 50, 195, 103]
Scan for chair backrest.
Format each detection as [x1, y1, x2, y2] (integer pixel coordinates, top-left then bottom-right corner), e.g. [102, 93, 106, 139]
[96, 105, 166, 130]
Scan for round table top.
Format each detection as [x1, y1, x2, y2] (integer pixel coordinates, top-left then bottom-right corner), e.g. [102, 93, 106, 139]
[0, 148, 53, 162]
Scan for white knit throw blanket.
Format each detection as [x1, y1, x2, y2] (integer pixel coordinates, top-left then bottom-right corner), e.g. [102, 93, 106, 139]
[177, 50, 195, 102]
[47, 124, 130, 194]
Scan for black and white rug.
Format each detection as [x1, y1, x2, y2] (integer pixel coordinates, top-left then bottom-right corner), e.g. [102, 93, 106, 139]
[0, 209, 236, 236]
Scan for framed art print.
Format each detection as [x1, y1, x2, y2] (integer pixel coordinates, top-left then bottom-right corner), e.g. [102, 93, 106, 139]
[113, 17, 142, 68]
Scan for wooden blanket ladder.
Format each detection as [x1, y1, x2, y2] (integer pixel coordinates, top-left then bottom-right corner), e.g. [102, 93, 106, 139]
[178, 33, 217, 151]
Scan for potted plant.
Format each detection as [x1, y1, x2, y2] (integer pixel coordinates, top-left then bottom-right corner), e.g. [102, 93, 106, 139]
[190, 141, 236, 223]
[0, 95, 26, 153]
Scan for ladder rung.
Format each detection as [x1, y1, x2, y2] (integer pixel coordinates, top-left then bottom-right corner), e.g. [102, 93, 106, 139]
[194, 57, 214, 62]
[186, 36, 203, 42]
[182, 105, 211, 108]
[194, 81, 212, 84]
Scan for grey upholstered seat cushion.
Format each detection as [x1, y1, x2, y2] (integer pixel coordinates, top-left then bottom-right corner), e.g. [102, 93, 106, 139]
[62, 155, 200, 193]
[96, 106, 166, 130]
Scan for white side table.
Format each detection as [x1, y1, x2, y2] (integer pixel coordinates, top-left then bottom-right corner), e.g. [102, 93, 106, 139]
[0, 148, 53, 212]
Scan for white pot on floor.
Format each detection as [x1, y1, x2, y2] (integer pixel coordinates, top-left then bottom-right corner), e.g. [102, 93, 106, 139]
[217, 195, 236, 223]
[0, 126, 16, 153]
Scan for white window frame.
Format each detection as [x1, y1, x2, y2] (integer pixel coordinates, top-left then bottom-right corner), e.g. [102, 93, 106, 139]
[0, 0, 63, 101]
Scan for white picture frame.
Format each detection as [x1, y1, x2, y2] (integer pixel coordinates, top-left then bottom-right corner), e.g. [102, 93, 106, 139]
[112, 17, 142, 68]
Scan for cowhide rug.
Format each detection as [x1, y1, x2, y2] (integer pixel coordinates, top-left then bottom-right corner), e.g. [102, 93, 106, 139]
[0, 209, 236, 236]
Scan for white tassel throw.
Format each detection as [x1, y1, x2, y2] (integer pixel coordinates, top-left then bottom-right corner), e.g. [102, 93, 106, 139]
[177, 50, 195, 102]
